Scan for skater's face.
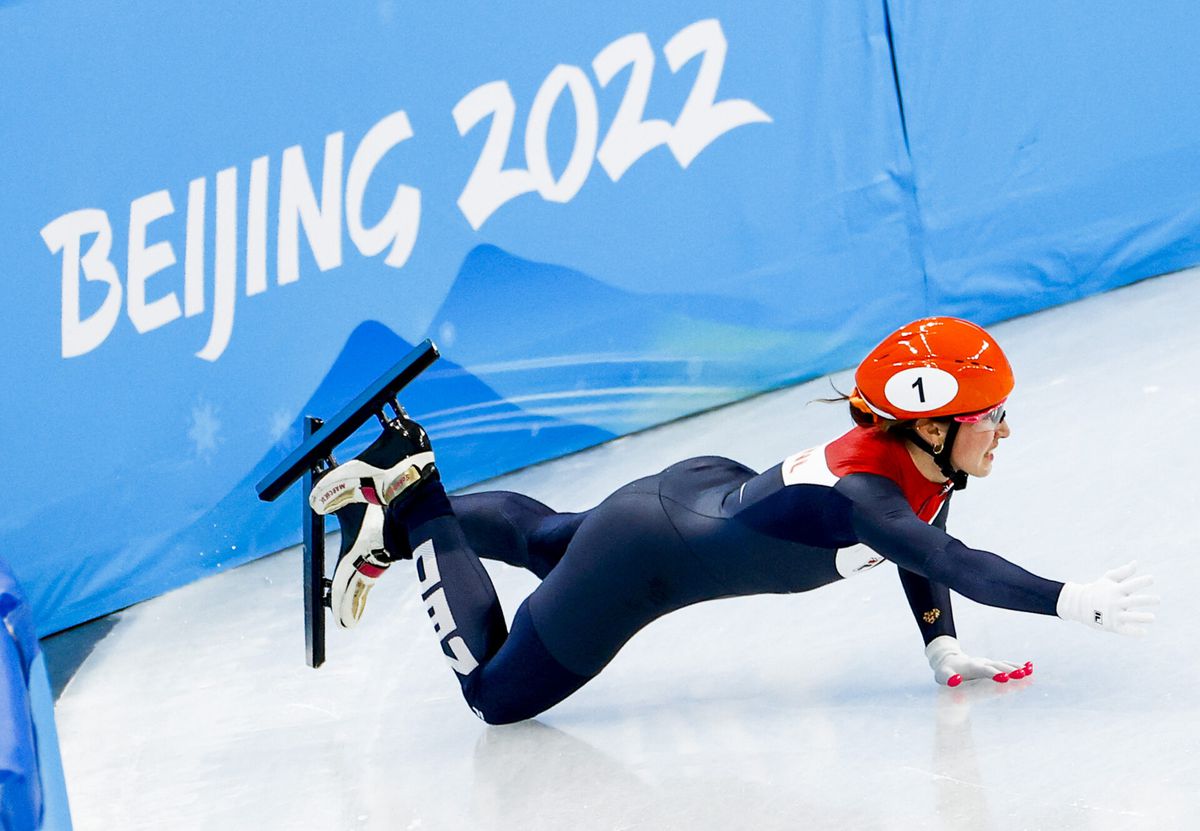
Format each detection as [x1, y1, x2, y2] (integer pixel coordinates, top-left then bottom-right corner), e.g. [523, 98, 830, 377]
[950, 415, 1010, 478]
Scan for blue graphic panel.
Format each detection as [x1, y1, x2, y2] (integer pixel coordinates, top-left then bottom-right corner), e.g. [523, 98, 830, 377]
[885, 0, 1200, 319]
[2, 2, 918, 633]
[4, 1, 1200, 634]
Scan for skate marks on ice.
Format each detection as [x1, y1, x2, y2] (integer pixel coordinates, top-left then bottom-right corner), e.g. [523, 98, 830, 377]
[51, 267, 1200, 829]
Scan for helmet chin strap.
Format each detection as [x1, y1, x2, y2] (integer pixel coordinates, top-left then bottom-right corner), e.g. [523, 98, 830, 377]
[905, 421, 969, 491]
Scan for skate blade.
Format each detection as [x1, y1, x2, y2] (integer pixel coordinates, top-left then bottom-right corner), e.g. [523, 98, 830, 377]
[322, 489, 362, 514]
[381, 452, 435, 503]
[310, 478, 362, 514]
[335, 581, 374, 629]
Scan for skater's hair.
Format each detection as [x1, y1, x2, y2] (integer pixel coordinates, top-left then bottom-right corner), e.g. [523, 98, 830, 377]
[815, 386, 932, 434]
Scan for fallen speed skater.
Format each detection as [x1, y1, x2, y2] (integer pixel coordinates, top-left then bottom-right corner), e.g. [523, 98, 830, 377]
[308, 317, 1159, 723]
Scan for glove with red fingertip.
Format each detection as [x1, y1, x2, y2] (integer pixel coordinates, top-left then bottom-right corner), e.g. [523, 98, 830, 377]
[924, 635, 1032, 687]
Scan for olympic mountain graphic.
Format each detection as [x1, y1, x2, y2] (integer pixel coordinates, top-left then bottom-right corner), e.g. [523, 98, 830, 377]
[426, 244, 841, 437]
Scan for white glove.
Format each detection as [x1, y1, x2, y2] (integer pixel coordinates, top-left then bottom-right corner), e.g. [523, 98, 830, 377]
[1056, 561, 1159, 635]
[924, 635, 1032, 687]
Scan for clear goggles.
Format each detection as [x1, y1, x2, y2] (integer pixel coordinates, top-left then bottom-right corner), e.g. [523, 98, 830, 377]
[953, 399, 1007, 431]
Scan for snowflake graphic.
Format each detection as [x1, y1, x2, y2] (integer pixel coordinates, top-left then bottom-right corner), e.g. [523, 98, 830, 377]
[188, 399, 222, 461]
[269, 409, 296, 445]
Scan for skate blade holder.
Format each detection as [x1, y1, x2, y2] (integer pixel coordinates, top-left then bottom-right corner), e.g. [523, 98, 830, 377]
[255, 340, 440, 668]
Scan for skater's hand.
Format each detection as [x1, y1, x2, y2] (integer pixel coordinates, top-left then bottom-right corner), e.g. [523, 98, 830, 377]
[924, 636, 1032, 687]
[1056, 561, 1159, 636]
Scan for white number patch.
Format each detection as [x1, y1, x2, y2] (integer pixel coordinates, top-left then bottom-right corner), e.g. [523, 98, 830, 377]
[883, 367, 958, 413]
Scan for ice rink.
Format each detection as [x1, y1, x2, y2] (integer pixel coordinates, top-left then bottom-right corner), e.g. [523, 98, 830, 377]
[47, 268, 1200, 830]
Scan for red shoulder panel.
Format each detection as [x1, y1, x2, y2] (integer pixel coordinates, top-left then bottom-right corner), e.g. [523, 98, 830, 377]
[825, 427, 948, 521]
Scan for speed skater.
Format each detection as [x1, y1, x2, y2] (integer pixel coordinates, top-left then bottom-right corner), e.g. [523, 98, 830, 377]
[307, 317, 1159, 724]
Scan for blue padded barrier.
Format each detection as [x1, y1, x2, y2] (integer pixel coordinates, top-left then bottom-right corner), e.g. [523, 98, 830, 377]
[1, 558, 72, 831]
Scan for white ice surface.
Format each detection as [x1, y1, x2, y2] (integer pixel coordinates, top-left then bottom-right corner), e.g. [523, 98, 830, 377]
[54, 269, 1200, 830]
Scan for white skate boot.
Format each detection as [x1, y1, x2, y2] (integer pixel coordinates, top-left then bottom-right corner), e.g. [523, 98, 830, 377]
[328, 502, 395, 629]
[308, 408, 436, 515]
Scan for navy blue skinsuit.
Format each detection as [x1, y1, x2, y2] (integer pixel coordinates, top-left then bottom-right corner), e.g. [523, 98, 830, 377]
[384, 429, 1063, 725]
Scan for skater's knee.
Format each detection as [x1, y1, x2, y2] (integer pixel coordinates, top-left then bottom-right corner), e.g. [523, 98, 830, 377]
[456, 602, 594, 724]
[462, 681, 564, 726]
[460, 670, 534, 725]
[467, 699, 531, 726]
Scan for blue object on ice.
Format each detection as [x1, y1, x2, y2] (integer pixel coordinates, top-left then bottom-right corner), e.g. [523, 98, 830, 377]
[1, 556, 72, 831]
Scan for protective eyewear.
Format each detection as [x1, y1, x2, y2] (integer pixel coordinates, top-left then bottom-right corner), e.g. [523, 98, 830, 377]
[953, 400, 1007, 431]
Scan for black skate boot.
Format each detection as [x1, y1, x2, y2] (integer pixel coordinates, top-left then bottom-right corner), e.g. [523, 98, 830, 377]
[328, 502, 397, 629]
[308, 407, 436, 515]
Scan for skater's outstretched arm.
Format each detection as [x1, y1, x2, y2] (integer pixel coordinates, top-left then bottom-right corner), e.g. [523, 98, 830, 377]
[838, 473, 1158, 635]
[839, 472, 1062, 613]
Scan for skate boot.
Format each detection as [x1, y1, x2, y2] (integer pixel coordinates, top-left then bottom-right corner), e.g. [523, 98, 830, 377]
[328, 502, 401, 628]
[308, 408, 436, 515]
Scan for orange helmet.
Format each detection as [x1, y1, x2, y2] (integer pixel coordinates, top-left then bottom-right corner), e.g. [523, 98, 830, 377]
[852, 317, 1014, 422]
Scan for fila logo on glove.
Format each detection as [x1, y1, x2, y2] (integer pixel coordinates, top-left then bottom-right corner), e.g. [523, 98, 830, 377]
[414, 540, 480, 675]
